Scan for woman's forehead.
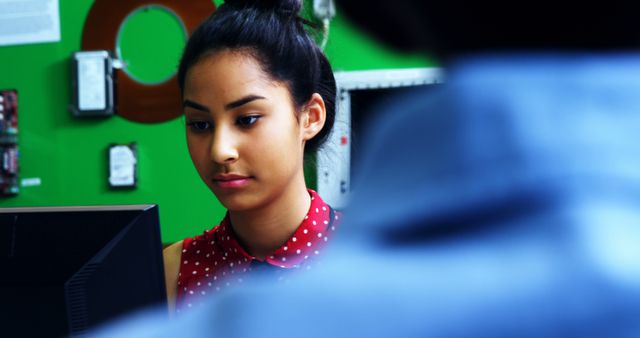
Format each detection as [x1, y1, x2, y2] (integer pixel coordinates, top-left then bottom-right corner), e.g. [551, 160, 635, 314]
[186, 50, 280, 93]
[183, 50, 294, 110]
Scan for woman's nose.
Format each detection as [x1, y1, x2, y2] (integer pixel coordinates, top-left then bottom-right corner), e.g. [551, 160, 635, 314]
[210, 127, 239, 164]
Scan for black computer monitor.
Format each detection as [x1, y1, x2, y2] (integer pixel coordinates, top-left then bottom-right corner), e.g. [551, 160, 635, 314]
[0, 204, 167, 338]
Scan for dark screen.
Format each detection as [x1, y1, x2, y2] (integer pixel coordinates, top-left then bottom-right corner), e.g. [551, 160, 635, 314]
[0, 205, 167, 338]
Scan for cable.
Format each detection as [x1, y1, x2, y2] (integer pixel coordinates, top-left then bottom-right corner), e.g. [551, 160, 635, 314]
[320, 18, 330, 50]
[313, 0, 335, 50]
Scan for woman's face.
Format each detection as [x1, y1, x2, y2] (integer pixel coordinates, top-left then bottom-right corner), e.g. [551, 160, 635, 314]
[183, 50, 307, 211]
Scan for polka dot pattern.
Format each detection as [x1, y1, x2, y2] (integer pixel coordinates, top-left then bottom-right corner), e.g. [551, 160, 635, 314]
[176, 189, 340, 312]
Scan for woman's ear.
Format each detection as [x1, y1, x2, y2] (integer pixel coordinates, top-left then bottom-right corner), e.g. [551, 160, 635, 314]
[301, 93, 327, 141]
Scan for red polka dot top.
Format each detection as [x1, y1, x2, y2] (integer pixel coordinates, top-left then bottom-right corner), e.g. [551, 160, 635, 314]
[176, 189, 339, 312]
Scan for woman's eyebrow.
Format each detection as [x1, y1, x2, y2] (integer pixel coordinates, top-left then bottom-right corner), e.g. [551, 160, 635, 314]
[183, 100, 210, 112]
[183, 95, 266, 112]
[225, 95, 266, 110]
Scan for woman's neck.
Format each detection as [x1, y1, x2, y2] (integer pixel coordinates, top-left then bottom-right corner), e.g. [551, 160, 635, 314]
[228, 176, 311, 260]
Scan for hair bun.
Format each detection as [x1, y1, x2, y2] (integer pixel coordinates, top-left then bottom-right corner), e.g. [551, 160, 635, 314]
[224, 0, 302, 15]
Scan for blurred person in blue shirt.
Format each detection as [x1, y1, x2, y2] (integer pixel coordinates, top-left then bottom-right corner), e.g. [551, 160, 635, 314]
[92, 0, 640, 337]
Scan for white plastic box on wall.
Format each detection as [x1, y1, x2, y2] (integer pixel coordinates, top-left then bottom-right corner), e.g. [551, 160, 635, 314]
[317, 68, 443, 209]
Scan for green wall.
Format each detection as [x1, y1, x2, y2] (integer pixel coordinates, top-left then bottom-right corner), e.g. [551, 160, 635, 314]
[0, 0, 433, 243]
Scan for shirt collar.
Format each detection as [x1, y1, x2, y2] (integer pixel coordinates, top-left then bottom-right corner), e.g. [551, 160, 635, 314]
[216, 189, 334, 269]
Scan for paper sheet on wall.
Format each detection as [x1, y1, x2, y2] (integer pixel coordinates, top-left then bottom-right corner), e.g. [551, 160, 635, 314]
[0, 0, 60, 47]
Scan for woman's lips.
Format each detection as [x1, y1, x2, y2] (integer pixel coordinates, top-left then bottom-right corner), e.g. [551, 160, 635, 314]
[212, 174, 252, 189]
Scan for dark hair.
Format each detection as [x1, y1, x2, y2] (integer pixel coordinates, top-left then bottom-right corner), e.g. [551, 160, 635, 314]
[177, 0, 336, 155]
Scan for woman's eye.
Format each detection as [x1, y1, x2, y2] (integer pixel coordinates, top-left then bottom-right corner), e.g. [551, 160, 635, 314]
[236, 115, 260, 127]
[187, 121, 212, 132]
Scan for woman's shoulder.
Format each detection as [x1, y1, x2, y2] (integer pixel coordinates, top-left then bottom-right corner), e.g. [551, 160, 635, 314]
[164, 225, 222, 262]
[181, 225, 223, 251]
[163, 240, 185, 270]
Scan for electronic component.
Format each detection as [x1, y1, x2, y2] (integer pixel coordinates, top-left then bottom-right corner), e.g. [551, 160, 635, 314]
[70, 50, 116, 117]
[313, 0, 335, 50]
[108, 143, 137, 189]
[0, 89, 19, 196]
[313, 0, 335, 20]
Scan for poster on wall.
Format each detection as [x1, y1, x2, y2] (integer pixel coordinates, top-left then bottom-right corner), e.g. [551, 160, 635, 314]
[0, 0, 60, 47]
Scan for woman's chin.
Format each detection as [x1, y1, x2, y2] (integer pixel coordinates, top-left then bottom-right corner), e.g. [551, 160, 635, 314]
[216, 194, 259, 212]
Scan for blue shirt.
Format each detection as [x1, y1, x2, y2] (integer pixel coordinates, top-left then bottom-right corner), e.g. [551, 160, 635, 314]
[92, 53, 640, 338]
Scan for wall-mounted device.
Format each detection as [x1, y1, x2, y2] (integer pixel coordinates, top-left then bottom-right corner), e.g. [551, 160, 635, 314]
[108, 143, 137, 189]
[313, 0, 335, 20]
[317, 68, 443, 209]
[0, 89, 19, 196]
[71, 50, 116, 117]
[312, 0, 335, 50]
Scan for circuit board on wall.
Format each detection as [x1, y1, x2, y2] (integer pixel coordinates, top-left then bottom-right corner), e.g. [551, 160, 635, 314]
[0, 89, 19, 196]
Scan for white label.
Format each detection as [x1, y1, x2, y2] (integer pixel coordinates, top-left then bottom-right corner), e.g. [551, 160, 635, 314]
[109, 146, 136, 186]
[21, 177, 42, 187]
[77, 54, 107, 110]
[0, 0, 61, 46]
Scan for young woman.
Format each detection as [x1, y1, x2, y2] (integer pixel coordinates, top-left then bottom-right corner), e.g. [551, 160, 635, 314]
[162, 0, 339, 313]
